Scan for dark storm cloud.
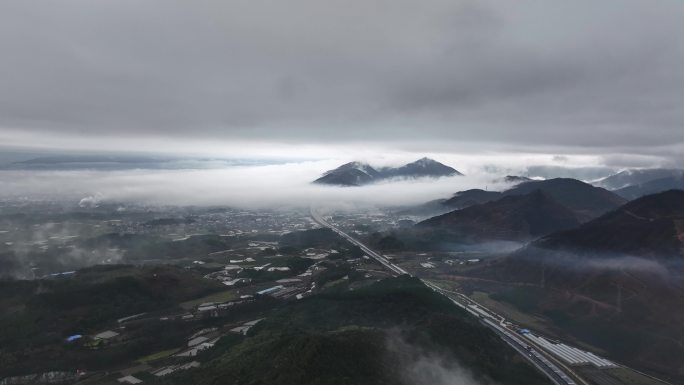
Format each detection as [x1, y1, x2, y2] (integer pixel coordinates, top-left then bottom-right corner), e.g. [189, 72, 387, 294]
[1, 0, 683, 159]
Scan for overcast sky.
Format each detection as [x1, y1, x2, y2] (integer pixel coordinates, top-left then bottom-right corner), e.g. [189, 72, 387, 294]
[1, 0, 683, 166]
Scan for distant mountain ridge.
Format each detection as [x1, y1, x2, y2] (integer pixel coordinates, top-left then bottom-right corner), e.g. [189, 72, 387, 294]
[502, 178, 626, 221]
[4, 155, 279, 170]
[417, 190, 581, 242]
[14, 155, 164, 164]
[439, 178, 625, 221]
[313, 157, 462, 186]
[591, 168, 684, 199]
[595, 168, 684, 190]
[615, 175, 684, 200]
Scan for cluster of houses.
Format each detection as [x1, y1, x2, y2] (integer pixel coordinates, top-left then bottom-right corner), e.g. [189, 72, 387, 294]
[188, 298, 256, 320]
[419, 258, 483, 269]
[115, 318, 268, 384]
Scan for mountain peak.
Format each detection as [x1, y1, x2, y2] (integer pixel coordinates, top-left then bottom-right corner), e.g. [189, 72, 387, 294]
[502, 178, 626, 221]
[325, 161, 377, 175]
[315, 161, 380, 186]
[413, 156, 436, 164]
[383, 158, 463, 179]
[503, 175, 532, 184]
[314, 158, 462, 186]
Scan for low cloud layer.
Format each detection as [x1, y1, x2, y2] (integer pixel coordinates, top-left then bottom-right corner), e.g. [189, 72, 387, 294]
[0, 221, 125, 279]
[386, 331, 496, 385]
[0, 160, 511, 209]
[0, 0, 683, 162]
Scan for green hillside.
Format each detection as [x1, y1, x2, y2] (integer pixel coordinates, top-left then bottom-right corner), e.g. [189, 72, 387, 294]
[158, 276, 550, 385]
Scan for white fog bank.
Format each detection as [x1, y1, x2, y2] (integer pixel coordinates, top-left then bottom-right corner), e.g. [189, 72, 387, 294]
[0, 160, 514, 209]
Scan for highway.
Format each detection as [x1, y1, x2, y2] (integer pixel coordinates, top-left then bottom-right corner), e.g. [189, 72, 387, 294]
[310, 208, 581, 385]
[313, 213, 409, 276]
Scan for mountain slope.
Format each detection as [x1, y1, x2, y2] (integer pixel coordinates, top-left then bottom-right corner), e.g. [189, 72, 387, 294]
[480, 254, 684, 381]
[476, 191, 684, 380]
[160, 276, 550, 385]
[615, 175, 684, 200]
[394, 198, 452, 218]
[417, 190, 580, 242]
[532, 189, 684, 258]
[443, 189, 502, 209]
[380, 157, 463, 179]
[502, 178, 626, 221]
[313, 158, 461, 186]
[313, 162, 381, 186]
[432, 178, 624, 222]
[0, 265, 224, 378]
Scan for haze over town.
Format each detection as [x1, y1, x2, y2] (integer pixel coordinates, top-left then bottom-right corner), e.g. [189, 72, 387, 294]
[1, 1, 684, 385]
